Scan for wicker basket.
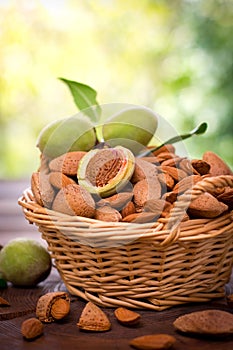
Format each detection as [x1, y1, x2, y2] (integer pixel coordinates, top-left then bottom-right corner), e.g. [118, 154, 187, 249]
[18, 175, 233, 311]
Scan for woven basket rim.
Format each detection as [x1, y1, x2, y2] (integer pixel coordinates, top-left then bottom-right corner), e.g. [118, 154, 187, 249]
[18, 174, 233, 248]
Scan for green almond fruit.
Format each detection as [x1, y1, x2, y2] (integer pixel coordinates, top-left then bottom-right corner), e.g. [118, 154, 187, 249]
[37, 114, 97, 159]
[0, 238, 51, 287]
[102, 106, 158, 154]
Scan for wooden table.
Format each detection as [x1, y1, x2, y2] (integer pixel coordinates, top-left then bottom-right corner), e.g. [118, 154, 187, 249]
[1, 180, 233, 350]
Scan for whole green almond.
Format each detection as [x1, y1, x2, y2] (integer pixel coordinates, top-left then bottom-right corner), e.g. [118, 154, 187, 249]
[37, 114, 97, 159]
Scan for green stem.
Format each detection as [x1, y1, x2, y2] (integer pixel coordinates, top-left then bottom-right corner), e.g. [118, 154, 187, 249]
[138, 122, 208, 158]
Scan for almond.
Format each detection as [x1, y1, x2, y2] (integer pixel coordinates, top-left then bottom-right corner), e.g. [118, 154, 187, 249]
[131, 159, 158, 183]
[36, 291, 70, 323]
[52, 184, 95, 217]
[49, 151, 86, 176]
[151, 143, 176, 156]
[188, 192, 228, 218]
[173, 175, 202, 194]
[122, 212, 159, 223]
[162, 191, 177, 204]
[173, 309, 233, 336]
[97, 192, 133, 210]
[38, 154, 50, 174]
[39, 174, 55, 207]
[0, 296, 10, 306]
[21, 317, 44, 340]
[50, 298, 70, 320]
[158, 172, 175, 191]
[217, 187, 233, 208]
[49, 171, 76, 189]
[133, 178, 161, 209]
[156, 152, 177, 162]
[31, 172, 55, 208]
[226, 294, 233, 308]
[179, 158, 194, 175]
[94, 206, 122, 222]
[160, 156, 181, 167]
[191, 159, 211, 175]
[129, 334, 176, 350]
[121, 201, 136, 218]
[160, 165, 187, 182]
[31, 172, 43, 206]
[144, 199, 166, 215]
[140, 156, 160, 164]
[114, 307, 141, 326]
[203, 151, 232, 176]
[77, 301, 111, 332]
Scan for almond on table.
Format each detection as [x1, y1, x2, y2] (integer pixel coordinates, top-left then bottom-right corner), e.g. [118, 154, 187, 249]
[0, 296, 10, 306]
[173, 309, 233, 336]
[36, 291, 70, 323]
[114, 307, 141, 326]
[21, 318, 44, 340]
[129, 333, 176, 350]
[77, 301, 111, 332]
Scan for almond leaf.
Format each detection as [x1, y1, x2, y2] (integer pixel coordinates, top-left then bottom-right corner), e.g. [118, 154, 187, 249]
[59, 78, 101, 123]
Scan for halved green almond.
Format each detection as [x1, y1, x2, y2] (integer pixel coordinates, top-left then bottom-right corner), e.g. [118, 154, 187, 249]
[77, 146, 135, 197]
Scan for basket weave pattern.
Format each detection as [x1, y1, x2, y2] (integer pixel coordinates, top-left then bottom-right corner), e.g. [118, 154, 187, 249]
[19, 175, 233, 310]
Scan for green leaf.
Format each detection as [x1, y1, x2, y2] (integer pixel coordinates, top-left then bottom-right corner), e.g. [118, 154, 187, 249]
[59, 78, 101, 123]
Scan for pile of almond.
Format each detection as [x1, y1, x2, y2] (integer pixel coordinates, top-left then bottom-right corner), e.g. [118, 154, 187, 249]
[20, 293, 233, 347]
[31, 145, 232, 223]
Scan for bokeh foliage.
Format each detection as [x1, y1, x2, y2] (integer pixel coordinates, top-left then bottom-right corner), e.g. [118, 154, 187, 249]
[0, 0, 232, 179]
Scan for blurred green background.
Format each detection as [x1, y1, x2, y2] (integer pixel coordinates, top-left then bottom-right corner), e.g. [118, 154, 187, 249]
[0, 0, 232, 179]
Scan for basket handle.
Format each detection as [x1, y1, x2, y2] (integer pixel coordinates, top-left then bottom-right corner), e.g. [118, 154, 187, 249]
[164, 174, 233, 232]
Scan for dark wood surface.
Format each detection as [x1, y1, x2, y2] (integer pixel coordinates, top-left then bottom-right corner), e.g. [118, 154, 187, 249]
[1, 180, 233, 350]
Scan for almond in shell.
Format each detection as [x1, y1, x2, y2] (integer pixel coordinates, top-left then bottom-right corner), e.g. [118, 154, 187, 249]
[179, 158, 194, 175]
[97, 192, 133, 210]
[150, 143, 175, 156]
[49, 171, 76, 189]
[191, 159, 210, 175]
[173, 309, 233, 336]
[77, 301, 111, 332]
[188, 192, 228, 218]
[131, 158, 158, 183]
[49, 151, 86, 176]
[52, 184, 95, 217]
[203, 151, 232, 176]
[94, 206, 122, 222]
[158, 172, 175, 191]
[31, 172, 43, 206]
[144, 199, 166, 215]
[122, 211, 159, 223]
[173, 174, 202, 194]
[160, 165, 187, 182]
[31, 172, 55, 208]
[133, 178, 161, 210]
[217, 187, 233, 208]
[121, 201, 136, 218]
